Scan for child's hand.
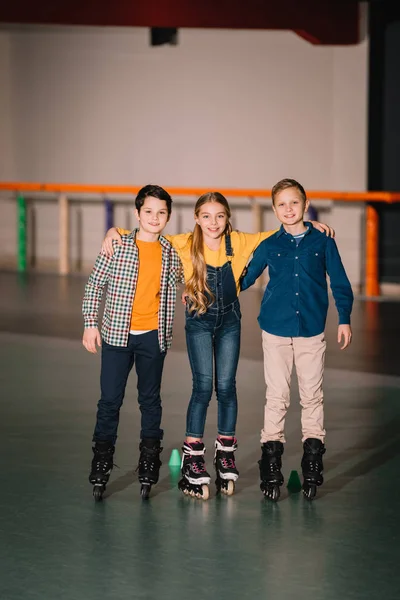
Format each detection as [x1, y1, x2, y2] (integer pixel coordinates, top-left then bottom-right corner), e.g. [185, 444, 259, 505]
[181, 291, 188, 305]
[310, 221, 335, 238]
[101, 228, 122, 257]
[338, 324, 352, 350]
[83, 328, 102, 353]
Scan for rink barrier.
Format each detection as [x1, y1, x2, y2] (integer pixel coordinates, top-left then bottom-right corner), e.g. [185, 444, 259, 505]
[1, 182, 400, 296]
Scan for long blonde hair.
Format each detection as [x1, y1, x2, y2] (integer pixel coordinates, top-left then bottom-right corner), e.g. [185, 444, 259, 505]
[186, 192, 232, 315]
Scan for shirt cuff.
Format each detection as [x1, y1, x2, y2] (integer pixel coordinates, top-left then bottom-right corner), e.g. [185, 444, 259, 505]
[338, 313, 351, 325]
[84, 319, 98, 329]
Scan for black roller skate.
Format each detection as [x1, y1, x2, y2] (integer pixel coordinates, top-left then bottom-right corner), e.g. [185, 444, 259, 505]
[301, 438, 326, 501]
[137, 439, 163, 499]
[214, 437, 239, 496]
[89, 440, 115, 501]
[259, 441, 284, 502]
[178, 441, 211, 500]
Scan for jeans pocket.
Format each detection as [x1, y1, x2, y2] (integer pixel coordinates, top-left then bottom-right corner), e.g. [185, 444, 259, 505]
[232, 306, 242, 321]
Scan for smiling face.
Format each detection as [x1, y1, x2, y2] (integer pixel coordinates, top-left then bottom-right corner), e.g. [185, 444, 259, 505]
[195, 201, 229, 242]
[272, 187, 309, 229]
[135, 196, 169, 235]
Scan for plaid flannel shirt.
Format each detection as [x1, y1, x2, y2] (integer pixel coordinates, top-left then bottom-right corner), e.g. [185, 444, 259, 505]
[82, 229, 183, 352]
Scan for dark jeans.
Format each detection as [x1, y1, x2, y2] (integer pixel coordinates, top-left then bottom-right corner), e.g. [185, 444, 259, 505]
[185, 305, 241, 438]
[93, 330, 166, 444]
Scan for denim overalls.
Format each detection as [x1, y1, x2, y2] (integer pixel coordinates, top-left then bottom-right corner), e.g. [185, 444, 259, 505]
[185, 235, 241, 438]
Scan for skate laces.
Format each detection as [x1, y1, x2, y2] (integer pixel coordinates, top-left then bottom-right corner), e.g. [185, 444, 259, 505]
[190, 457, 207, 474]
[137, 447, 161, 473]
[268, 460, 281, 474]
[182, 443, 208, 474]
[304, 459, 322, 474]
[215, 437, 237, 470]
[93, 453, 114, 473]
[220, 455, 236, 470]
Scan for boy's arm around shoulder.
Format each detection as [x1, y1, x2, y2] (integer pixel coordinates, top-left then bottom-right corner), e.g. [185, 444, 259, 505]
[240, 240, 269, 291]
[82, 246, 116, 328]
[325, 237, 354, 324]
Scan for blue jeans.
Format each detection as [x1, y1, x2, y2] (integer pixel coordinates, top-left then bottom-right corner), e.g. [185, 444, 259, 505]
[185, 304, 241, 438]
[93, 331, 166, 444]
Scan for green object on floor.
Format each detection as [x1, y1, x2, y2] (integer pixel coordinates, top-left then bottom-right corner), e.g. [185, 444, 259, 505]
[17, 195, 27, 273]
[168, 448, 181, 467]
[287, 469, 302, 493]
[169, 466, 181, 486]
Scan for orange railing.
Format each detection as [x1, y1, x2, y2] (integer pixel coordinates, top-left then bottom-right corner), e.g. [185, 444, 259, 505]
[1, 181, 400, 297]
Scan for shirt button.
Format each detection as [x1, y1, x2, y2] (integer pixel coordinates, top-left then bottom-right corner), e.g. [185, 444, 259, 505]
[291, 240, 294, 242]
[315, 253, 318, 256]
[295, 274, 298, 277]
[295, 256, 298, 259]
[277, 253, 280, 256]
[295, 293, 299, 295]
[296, 311, 299, 314]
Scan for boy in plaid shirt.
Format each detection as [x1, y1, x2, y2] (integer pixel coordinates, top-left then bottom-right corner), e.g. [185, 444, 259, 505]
[82, 185, 182, 500]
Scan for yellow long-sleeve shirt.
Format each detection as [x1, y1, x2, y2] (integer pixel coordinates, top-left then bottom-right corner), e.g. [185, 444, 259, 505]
[117, 229, 276, 294]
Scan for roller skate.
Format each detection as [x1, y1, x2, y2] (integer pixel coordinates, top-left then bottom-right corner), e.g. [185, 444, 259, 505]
[89, 440, 115, 501]
[178, 441, 211, 500]
[259, 441, 284, 502]
[301, 438, 325, 501]
[214, 436, 239, 496]
[137, 439, 163, 499]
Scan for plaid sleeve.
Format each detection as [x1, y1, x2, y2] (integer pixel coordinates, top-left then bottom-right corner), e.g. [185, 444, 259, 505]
[82, 251, 114, 328]
[178, 263, 185, 285]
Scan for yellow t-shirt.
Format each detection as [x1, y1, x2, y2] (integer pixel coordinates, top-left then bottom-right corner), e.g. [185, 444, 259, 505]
[130, 239, 162, 331]
[118, 229, 277, 295]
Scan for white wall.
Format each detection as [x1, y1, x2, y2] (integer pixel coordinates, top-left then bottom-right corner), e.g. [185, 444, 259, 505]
[0, 31, 16, 180]
[0, 26, 368, 284]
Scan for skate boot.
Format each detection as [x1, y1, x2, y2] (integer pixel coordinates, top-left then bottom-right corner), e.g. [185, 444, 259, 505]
[178, 441, 211, 500]
[259, 441, 284, 502]
[89, 440, 115, 501]
[137, 439, 163, 499]
[214, 436, 239, 496]
[301, 438, 326, 501]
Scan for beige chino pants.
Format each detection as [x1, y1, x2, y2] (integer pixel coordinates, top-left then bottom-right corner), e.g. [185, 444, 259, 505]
[261, 331, 326, 444]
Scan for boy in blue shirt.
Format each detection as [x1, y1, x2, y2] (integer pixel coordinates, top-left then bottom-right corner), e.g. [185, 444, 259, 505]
[241, 178, 353, 501]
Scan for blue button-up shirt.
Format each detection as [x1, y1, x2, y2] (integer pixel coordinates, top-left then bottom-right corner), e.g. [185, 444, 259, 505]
[240, 224, 353, 337]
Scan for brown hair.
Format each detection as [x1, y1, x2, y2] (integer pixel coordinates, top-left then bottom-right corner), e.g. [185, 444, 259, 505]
[186, 192, 232, 315]
[271, 178, 307, 206]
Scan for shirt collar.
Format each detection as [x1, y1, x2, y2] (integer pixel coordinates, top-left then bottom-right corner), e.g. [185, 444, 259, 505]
[276, 222, 312, 238]
[128, 228, 169, 248]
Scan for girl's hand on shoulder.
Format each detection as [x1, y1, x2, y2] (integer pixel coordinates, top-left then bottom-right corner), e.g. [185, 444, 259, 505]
[338, 324, 352, 350]
[101, 227, 122, 257]
[310, 221, 335, 238]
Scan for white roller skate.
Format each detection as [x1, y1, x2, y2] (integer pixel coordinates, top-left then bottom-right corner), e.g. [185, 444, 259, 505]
[214, 436, 239, 496]
[178, 441, 211, 500]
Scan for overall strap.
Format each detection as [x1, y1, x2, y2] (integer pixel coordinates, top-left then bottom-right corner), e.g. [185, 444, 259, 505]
[225, 234, 234, 260]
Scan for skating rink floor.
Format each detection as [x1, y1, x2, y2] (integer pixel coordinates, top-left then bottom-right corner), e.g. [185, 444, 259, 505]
[1, 271, 400, 600]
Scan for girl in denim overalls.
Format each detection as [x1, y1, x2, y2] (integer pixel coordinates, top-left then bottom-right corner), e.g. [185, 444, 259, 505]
[179, 193, 246, 499]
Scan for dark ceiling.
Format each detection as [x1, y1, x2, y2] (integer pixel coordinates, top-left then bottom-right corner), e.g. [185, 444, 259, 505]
[0, 0, 360, 45]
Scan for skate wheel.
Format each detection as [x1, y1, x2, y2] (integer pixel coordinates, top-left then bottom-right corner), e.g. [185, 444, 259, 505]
[141, 484, 151, 500]
[222, 480, 235, 496]
[93, 485, 104, 502]
[303, 483, 317, 501]
[262, 484, 280, 502]
[201, 485, 209, 500]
